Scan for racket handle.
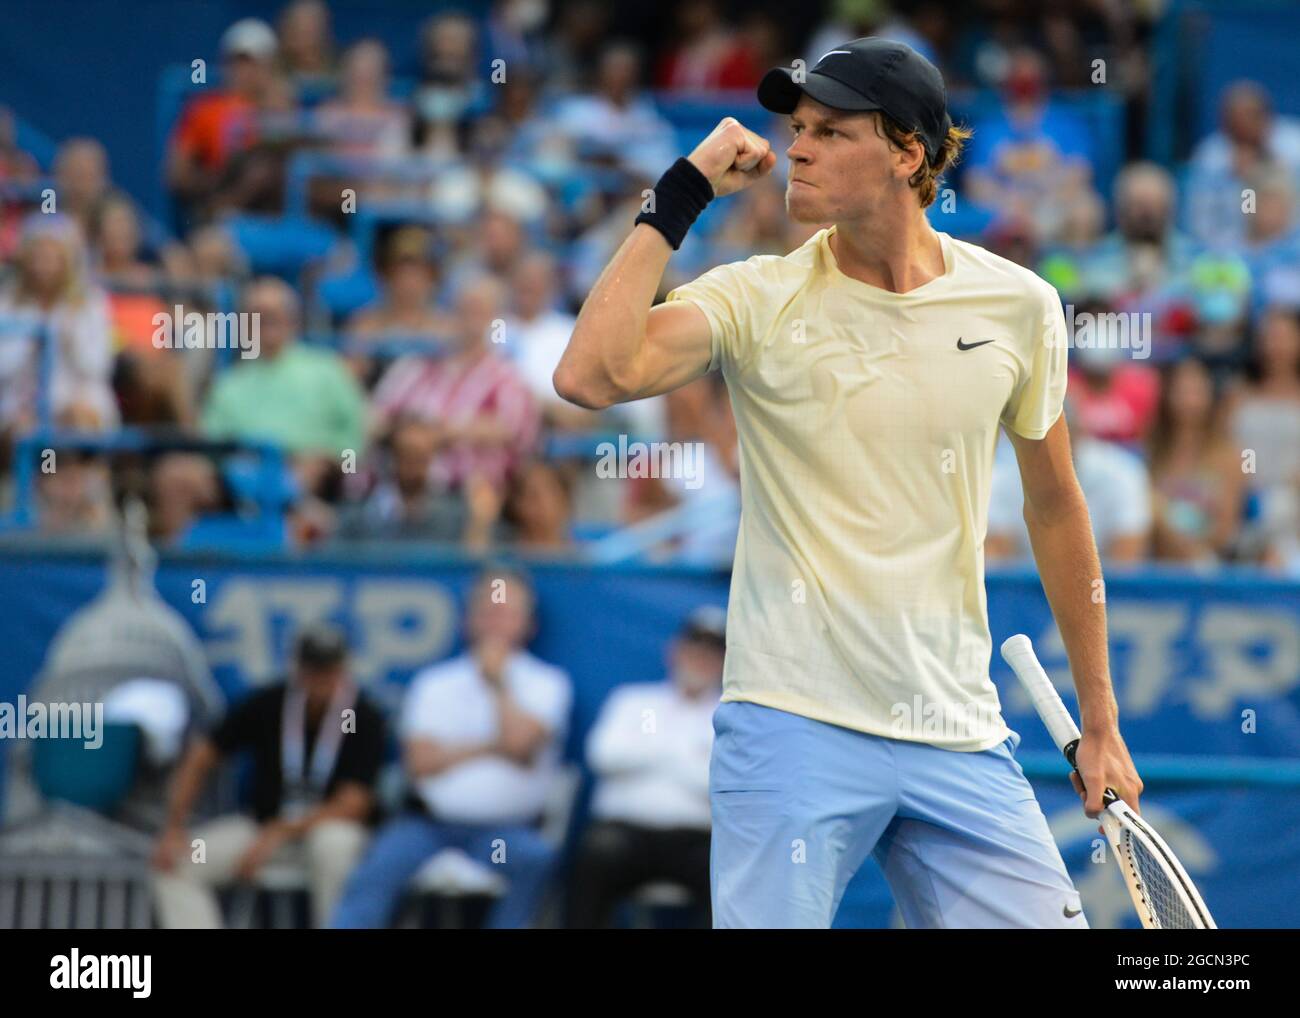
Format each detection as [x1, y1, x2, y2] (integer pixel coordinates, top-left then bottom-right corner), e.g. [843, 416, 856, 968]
[1000, 635, 1122, 809]
[1000, 634, 1082, 755]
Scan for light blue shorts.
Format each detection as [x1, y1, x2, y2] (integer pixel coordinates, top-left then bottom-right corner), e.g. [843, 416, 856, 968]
[709, 699, 1088, 929]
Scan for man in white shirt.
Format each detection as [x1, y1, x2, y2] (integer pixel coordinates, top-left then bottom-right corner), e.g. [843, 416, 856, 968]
[329, 567, 572, 928]
[567, 606, 725, 928]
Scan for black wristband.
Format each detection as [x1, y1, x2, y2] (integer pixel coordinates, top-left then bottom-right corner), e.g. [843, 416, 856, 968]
[634, 157, 715, 250]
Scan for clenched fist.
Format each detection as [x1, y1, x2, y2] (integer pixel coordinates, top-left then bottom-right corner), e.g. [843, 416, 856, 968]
[687, 117, 778, 198]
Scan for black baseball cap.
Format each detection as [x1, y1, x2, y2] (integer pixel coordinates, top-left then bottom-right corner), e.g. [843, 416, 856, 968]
[757, 37, 953, 163]
[681, 605, 727, 652]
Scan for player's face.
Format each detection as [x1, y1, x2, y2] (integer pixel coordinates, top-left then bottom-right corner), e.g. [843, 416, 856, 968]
[783, 96, 919, 224]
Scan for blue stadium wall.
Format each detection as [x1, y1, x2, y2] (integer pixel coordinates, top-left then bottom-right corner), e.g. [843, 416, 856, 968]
[0, 550, 1298, 928]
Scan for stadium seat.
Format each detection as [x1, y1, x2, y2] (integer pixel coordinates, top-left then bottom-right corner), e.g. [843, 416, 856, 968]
[221, 213, 337, 279]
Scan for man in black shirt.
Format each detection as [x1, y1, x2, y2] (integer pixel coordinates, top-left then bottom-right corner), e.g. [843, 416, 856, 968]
[151, 623, 386, 927]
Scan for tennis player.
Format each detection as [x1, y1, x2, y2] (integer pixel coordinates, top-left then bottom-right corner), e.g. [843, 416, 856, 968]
[554, 37, 1144, 928]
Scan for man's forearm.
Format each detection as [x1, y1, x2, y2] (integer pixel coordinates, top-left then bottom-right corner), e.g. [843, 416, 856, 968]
[163, 740, 217, 830]
[404, 738, 496, 779]
[553, 224, 672, 408]
[1023, 499, 1119, 733]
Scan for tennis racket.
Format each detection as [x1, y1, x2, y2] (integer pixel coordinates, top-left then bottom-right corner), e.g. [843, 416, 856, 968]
[1000, 634, 1216, 930]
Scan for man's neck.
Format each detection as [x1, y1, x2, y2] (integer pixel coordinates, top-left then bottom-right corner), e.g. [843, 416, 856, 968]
[829, 211, 946, 294]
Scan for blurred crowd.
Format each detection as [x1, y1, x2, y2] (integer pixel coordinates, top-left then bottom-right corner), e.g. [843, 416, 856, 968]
[0, 0, 1298, 571]
[149, 569, 726, 929]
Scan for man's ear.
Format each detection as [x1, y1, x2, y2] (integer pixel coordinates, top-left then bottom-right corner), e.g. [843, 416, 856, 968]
[897, 136, 926, 180]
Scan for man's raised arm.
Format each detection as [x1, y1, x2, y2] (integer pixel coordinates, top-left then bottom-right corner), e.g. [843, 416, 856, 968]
[552, 118, 777, 410]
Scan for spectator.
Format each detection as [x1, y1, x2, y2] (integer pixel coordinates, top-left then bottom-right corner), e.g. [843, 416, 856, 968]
[1081, 162, 1197, 307]
[330, 567, 572, 928]
[0, 106, 40, 260]
[1239, 164, 1300, 321]
[807, 1, 941, 70]
[178, 224, 249, 301]
[1037, 190, 1107, 302]
[91, 194, 163, 293]
[148, 452, 225, 545]
[653, 0, 762, 91]
[1185, 81, 1300, 249]
[168, 18, 281, 221]
[1228, 306, 1300, 566]
[89, 196, 197, 429]
[151, 623, 386, 928]
[550, 41, 679, 182]
[345, 226, 453, 383]
[371, 273, 541, 497]
[202, 277, 366, 473]
[987, 399, 1151, 564]
[476, 66, 572, 176]
[541, 0, 612, 92]
[315, 39, 410, 160]
[276, 0, 337, 88]
[1147, 357, 1245, 565]
[0, 106, 39, 183]
[500, 459, 576, 552]
[0, 213, 117, 434]
[964, 48, 1096, 244]
[441, 207, 531, 297]
[414, 11, 489, 160]
[336, 418, 501, 547]
[52, 138, 112, 239]
[501, 251, 589, 428]
[36, 450, 113, 536]
[1067, 334, 1160, 446]
[567, 605, 724, 928]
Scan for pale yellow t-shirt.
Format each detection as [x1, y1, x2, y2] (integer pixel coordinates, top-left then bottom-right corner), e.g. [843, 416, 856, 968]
[664, 225, 1068, 751]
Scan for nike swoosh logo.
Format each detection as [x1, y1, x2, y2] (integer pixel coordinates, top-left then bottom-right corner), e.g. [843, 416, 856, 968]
[818, 50, 853, 61]
[956, 337, 995, 351]
[1063, 905, 1083, 918]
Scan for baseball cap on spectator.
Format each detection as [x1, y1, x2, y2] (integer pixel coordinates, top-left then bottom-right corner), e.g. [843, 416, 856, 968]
[222, 18, 278, 61]
[295, 622, 348, 669]
[681, 605, 727, 651]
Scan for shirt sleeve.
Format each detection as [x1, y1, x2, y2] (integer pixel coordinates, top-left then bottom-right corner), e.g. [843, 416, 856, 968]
[333, 699, 386, 789]
[663, 258, 762, 374]
[209, 686, 275, 754]
[398, 672, 443, 741]
[1001, 282, 1069, 440]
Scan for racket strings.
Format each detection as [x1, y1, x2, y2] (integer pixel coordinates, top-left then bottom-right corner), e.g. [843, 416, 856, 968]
[1118, 827, 1198, 929]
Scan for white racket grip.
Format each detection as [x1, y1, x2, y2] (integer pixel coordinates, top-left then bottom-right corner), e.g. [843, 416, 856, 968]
[1000, 634, 1081, 755]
